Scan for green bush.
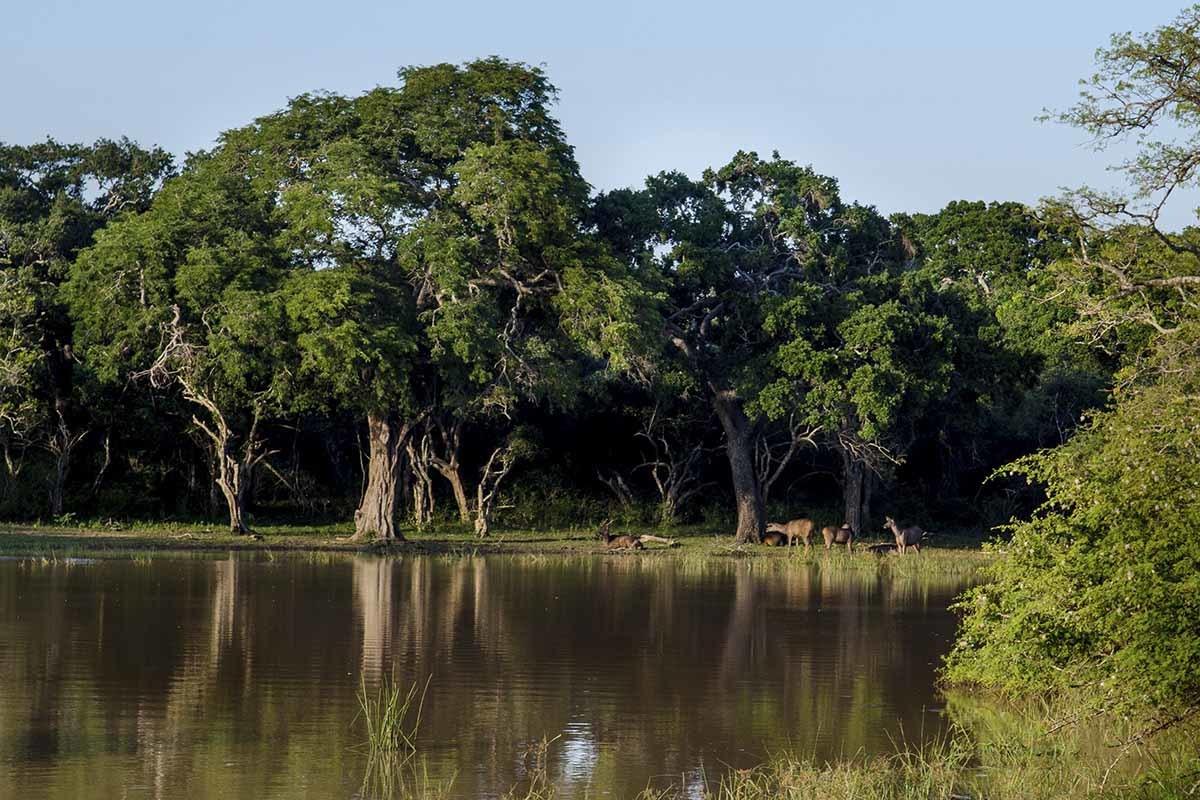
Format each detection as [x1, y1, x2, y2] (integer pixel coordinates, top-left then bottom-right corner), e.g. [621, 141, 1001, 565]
[945, 360, 1200, 730]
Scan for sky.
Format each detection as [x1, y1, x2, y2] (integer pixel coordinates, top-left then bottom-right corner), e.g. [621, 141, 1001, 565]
[3, 0, 1197, 228]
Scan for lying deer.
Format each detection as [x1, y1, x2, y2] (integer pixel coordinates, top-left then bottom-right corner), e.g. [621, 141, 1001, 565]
[596, 520, 644, 550]
[765, 518, 816, 549]
[882, 516, 932, 554]
[821, 523, 855, 553]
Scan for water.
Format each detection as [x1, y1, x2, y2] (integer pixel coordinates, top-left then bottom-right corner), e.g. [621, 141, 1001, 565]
[0, 554, 970, 799]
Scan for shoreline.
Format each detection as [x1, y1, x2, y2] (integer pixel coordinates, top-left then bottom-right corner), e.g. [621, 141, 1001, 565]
[0, 522, 994, 567]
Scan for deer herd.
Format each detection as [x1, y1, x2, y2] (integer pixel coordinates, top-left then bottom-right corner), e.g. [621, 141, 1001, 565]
[596, 515, 932, 553]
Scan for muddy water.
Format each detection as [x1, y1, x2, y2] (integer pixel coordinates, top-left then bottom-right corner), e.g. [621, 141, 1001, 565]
[0, 554, 970, 798]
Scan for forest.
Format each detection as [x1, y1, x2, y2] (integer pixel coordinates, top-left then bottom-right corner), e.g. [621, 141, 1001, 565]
[2, 2, 1199, 762]
[0, 64, 1103, 543]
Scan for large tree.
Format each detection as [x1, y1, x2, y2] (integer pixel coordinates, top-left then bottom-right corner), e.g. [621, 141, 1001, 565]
[207, 59, 645, 540]
[597, 152, 947, 540]
[212, 89, 425, 541]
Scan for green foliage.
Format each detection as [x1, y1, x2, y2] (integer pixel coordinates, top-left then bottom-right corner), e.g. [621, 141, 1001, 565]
[283, 268, 417, 415]
[0, 138, 173, 464]
[946, 323, 1200, 726]
[948, 8, 1200, 732]
[0, 269, 40, 444]
[69, 149, 287, 401]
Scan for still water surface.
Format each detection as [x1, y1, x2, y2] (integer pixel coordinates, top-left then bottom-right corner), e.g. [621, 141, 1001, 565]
[0, 554, 969, 798]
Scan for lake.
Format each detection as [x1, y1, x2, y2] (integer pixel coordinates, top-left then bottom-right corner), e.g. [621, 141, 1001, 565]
[0, 553, 970, 798]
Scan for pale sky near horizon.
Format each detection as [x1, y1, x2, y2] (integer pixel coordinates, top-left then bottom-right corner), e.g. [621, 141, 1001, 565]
[4, 0, 1198, 228]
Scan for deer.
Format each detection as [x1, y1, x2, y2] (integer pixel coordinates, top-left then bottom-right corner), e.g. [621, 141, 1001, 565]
[882, 516, 932, 554]
[765, 518, 816, 549]
[761, 530, 789, 546]
[821, 523, 855, 553]
[596, 520, 644, 551]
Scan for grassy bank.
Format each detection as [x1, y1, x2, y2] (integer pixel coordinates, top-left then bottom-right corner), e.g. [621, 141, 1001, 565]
[371, 696, 1199, 800]
[0, 519, 994, 575]
[691, 696, 1200, 800]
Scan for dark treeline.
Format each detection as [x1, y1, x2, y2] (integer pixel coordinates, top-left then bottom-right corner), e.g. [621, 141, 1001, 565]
[0, 59, 1112, 541]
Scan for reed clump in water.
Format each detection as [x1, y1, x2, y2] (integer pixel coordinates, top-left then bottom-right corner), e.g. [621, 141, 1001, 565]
[503, 735, 559, 800]
[357, 673, 430, 755]
[357, 673, 452, 799]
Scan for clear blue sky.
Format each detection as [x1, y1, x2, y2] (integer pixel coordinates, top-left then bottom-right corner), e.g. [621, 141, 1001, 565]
[4, 0, 1196, 227]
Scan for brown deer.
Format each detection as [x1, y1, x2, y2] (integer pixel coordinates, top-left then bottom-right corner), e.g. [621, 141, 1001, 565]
[883, 516, 931, 554]
[821, 523, 855, 553]
[761, 531, 789, 546]
[765, 518, 816, 549]
[597, 520, 644, 550]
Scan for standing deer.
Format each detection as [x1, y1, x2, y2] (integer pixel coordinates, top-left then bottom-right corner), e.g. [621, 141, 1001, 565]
[765, 518, 816, 550]
[596, 520, 644, 550]
[883, 516, 931, 554]
[821, 523, 855, 553]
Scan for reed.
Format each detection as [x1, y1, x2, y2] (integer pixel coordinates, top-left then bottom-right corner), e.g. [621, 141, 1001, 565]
[356, 673, 447, 799]
[357, 673, 431, 756]
[502, 735, 560, 800]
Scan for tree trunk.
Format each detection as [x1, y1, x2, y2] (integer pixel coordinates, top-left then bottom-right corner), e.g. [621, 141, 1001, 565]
[214, 440, 250, 535]
[474, 468, 494, 538]
[47, 455, 67, 518]
[45, 415, 85, 518]
[841, 449, 866, 537]
[713, 389, 765, 544]
[353, 412, 410, 542]
[862, 467, 874, 534]
[444, 468, 471, 522]
[407, 435, 435, 528]
[429, 419, 471, 522]
[472, 442, 520, 539]
[208, 453, 221, 517]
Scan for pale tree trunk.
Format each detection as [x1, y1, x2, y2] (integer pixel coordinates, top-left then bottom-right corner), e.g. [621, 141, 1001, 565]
[191, 402, 270, 536]
[1, 434, 23, 481]
[138, 307, 267, 535]
[353, 411, 414, 542]
[194, 407, 266, 536]
[406, 431, 435, 528]
[45, 412, 87, 518]
[713, 389, 765, 544]
[429, 418, 471, 523]
[213, 439, 250, 535]
[472, 442, 520, 538]
[444, 469, 471, 523]
[473, 506, 491, 538]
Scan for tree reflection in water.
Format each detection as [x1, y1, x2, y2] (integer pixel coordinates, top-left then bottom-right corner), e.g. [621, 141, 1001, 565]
[0, 554, 969, 799]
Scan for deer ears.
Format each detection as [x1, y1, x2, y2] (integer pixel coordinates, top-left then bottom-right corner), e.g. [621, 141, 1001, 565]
[598, 519, 612, 534]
